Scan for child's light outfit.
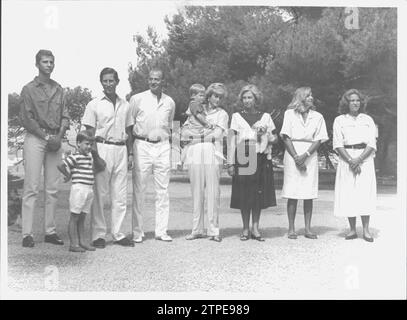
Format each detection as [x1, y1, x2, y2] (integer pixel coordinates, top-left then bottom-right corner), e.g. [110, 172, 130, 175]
[63, 152, 94, 214]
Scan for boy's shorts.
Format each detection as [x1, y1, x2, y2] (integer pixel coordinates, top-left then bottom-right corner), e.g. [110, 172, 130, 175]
[69, 184, 94, 214]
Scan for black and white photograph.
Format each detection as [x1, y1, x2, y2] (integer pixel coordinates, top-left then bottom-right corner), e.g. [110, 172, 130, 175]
[1, 0, 406, 302]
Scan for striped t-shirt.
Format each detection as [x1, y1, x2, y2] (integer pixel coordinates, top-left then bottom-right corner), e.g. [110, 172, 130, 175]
[63, 152, 94, 185]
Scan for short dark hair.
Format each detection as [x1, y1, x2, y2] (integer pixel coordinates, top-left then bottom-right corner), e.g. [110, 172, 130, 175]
[100, 67, 119, 82]
[76, 130, 94, 144]
[35, 49, 54, 64]
[338, 89, 367, 114]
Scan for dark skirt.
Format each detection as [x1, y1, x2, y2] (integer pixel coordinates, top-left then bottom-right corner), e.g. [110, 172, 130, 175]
[230, 149, 277, 211]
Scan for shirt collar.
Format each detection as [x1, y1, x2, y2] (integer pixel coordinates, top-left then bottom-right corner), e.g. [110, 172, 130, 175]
[33, 76, 58, 87]
[99, 92, 123, 103]
[294, 109, 316, 119]
[148, 90, 167, 101]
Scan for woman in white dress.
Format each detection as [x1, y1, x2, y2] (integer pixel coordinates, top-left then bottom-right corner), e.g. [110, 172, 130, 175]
[280, 87, 328, 239]
[333, 89, 377, 242]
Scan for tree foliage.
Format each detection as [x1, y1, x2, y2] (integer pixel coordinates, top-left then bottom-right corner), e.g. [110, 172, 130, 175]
[128, 6, 396, 174]
[64, 86, 93, 134]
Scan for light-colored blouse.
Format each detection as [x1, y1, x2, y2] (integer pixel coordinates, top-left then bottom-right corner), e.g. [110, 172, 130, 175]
[280, 109, 328, 143]
[333, 113, 377, 156]
[230, 112, 276, 155]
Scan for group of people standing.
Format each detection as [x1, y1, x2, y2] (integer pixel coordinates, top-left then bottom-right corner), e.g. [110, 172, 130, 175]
[18, 49, 377, 252]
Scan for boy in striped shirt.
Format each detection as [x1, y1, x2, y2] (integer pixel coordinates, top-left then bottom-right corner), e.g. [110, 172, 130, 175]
[58, 131, 96, 252]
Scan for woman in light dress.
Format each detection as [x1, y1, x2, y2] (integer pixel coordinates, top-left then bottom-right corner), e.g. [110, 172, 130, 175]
[280, 87, 328, 239]
[183, 83, 229, 242]
[227, 85, 278, 241]
[333, 89, 377, 242]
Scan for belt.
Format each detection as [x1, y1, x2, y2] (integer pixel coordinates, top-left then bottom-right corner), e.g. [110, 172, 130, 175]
[134, 135, 161, 144]
[42, 128, 59, 135]
[95, 136, 126, 146]
[344, 143, 366, 149]
[291, 139, 313, 143]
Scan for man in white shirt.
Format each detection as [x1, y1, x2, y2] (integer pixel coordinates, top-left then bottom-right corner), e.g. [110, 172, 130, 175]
[129, 69, 175, 242]
[82, 67, 134, 248]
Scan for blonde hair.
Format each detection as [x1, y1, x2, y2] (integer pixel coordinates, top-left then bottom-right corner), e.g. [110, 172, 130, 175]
[205, 83, 227, 101]
[238, 84, 263, 106]
[338, 89, 366, 114]
[189, 83, 206, 97]
[287, 87, 315, 111]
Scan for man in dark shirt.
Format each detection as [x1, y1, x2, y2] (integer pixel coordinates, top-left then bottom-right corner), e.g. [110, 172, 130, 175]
[19, 49, 70, 248]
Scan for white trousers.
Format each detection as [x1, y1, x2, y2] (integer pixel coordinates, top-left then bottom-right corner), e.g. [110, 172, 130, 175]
[186, 143, 222, 236]
[21, 133, 62, 237]
[132, 140, 171, 238]
[91, 143, 128, 241]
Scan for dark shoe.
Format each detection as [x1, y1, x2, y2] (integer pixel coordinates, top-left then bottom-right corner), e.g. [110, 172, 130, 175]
[209, 236, 222, 242]
[363, 235, 374, 242]
[345, 233, 358, 240]
[251, 234, 265, 242]
[240, 234, 250, 241]
[304, 233, 318, 240]
[44, 234, 64, 245]
[92, 238, 106, 248]
[22, 235, 35, 248]
[114, 237, 135, 247]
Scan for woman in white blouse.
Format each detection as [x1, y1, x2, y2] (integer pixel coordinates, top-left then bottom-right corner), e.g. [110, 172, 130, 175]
[333, 89, 377, 242]
[227, 85, 278, 241]
[280, 87, 328, 240]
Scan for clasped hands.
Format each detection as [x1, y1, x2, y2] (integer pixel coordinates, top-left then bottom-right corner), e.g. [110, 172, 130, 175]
[294, 153, 308, 172]
[46, 135, 62, 152]
[348, 157, 362, 175]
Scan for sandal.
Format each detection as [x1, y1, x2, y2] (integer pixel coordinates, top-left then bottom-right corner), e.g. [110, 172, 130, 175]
[240, 234, 250, 241]
[251, 234, 265, 242]
[287, 233, 298, 240]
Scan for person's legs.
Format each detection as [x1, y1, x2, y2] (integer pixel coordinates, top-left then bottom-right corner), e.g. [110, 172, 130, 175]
[304, 199, 317, 238]
[361, 215, 373, 240]
[287, 198, 298, 238]
[78, 212, 95, 250]
[43, 146, 63, 236]
[90, 143, 111, 242]
[346, 217, 357, 238]
[132, 140, 152, 239]
[240, 209, 250, 238]
[110, 146, 128, 241]
[68, 213, 84, 252]
[206, 164, 221, 238]
[188, 163, 205, 236]
[251, 207, 262, 237]
[21, 133, 45, 240]
[153, 143, 171, 238]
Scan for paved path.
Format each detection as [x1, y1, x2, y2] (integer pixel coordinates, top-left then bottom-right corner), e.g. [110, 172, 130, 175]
[6, 179, 405, 299]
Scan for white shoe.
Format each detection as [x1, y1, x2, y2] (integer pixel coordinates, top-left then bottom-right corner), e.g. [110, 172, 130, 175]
[133, 236, 143, 243]
[155, 234, 172, 242]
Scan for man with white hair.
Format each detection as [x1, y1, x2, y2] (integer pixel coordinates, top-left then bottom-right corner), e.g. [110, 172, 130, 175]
[129, 68, 175, 243]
